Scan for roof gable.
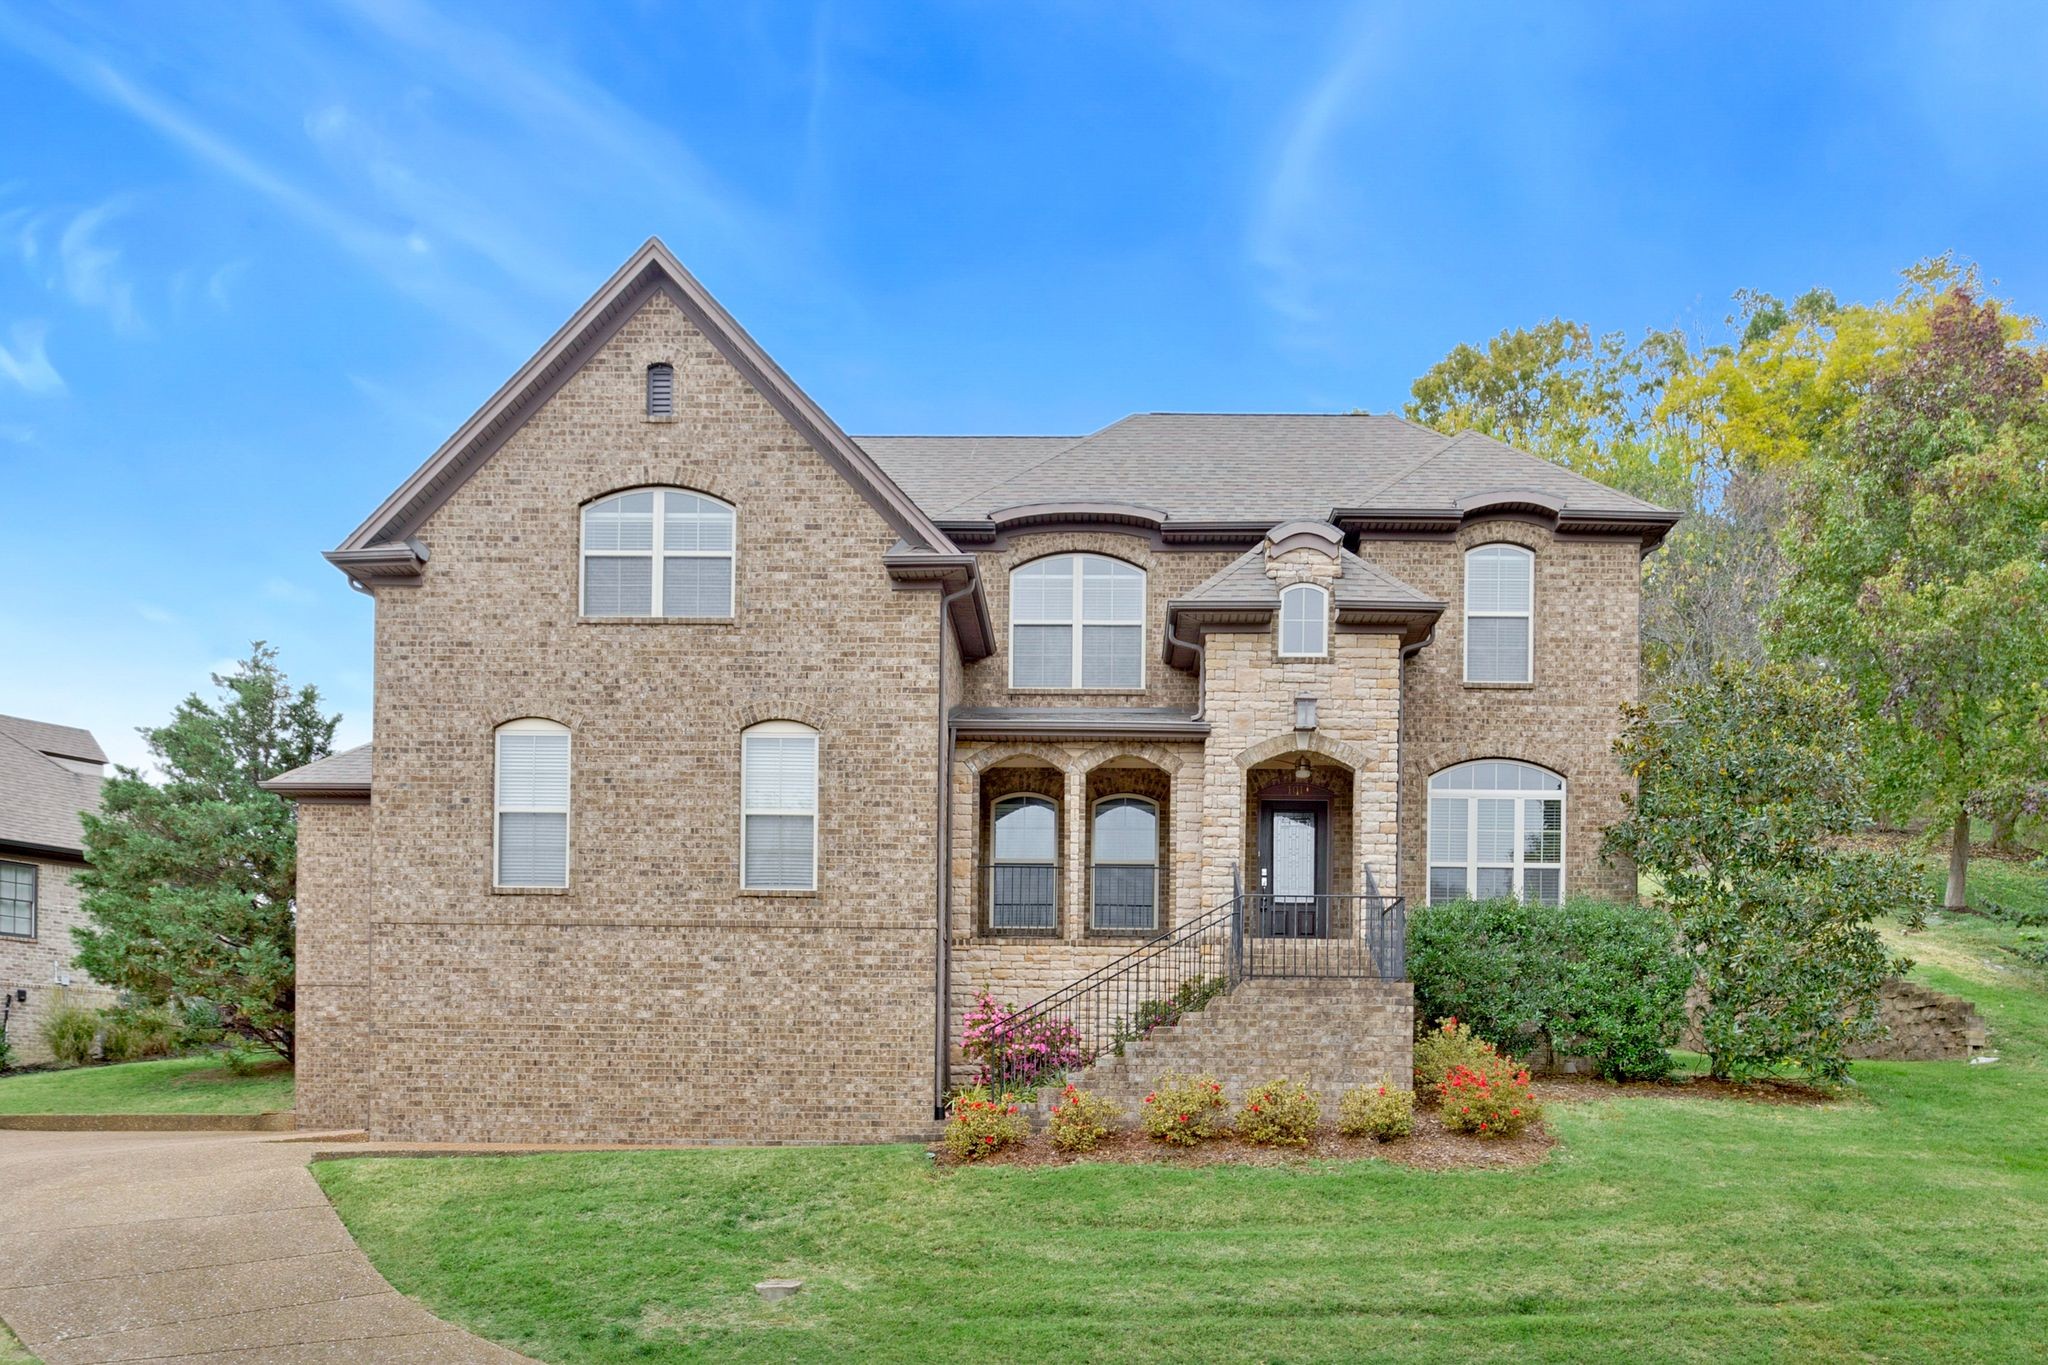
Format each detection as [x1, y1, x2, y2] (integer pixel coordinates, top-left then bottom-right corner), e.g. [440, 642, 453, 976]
[0, 723, 102, 857]
[330, 239, 958, 584]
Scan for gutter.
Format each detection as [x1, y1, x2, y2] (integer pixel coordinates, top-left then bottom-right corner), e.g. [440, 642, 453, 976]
[1394, 625, 1436, 902]
[933, 572, 980, 1120]
[1161, 617, 1209, 722]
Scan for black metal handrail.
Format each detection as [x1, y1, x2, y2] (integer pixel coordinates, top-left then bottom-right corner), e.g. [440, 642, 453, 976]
[974, 868, 1407, 1098]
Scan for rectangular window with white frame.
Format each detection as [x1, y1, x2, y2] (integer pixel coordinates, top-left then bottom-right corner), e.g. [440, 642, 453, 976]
[1464, 543, 1533, 683]
[742, 722, 818, 891]
[495, 720, 570, 888]
[0, 860, 35, 938]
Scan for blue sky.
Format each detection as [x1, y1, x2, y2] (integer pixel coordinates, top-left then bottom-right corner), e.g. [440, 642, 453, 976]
[3, 1, 2047, 771]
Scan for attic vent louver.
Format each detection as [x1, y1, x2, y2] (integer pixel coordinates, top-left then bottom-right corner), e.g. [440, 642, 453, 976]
[646, 363, 675, 417]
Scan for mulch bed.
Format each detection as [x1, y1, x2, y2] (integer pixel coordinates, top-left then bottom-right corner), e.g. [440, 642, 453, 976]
[931, 1070, 1840, 1172]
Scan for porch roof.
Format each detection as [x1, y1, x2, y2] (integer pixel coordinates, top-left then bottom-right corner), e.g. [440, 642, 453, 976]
[949, 706, 1209, 741]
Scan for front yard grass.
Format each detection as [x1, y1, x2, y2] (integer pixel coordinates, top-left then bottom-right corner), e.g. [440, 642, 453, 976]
[0, 1053, 292, 1115]
[315, 914, 2048, 1363]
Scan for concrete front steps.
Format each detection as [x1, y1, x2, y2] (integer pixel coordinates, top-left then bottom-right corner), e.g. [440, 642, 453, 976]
[1038, 975, 1414, 1119]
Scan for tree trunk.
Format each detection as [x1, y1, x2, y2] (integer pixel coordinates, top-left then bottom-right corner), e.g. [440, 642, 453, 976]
[1945, 807, 1971, 913]
[1989, 809, 2019, 852]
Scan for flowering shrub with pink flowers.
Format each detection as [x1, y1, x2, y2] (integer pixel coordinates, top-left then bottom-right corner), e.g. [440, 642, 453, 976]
[961, 989, 1090, 1093]
[1140, 1072, 1229, 1147]
[1237, 1077, 1320, 1147]
[1437, 1054, 1540, 1138]
[942, 1088, 1031, 1161]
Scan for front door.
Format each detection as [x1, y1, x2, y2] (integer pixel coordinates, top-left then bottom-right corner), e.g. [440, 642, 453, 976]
[1257, 800, 1328, 937]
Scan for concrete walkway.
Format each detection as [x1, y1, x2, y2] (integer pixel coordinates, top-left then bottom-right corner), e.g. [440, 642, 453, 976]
[0, 1129, 533, 1364]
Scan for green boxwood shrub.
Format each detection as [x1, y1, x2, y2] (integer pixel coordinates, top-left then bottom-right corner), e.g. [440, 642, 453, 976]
[1409, 896, 1692, 1081]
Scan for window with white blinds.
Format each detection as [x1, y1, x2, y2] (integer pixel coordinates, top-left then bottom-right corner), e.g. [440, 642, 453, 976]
[1278, 583, 1329, 658]
[1464, 544, 1533, 683]
[1091, 796, 1159, 931]
[646, 363, 675, 417]
[0, 860, 35, 938]
[1426, 760, 1564, 905]
[1010, 554, 1145, 689]
[581, 488, 734, 619]
[742, 722, 818, 891]
[495, 720, 570, 888]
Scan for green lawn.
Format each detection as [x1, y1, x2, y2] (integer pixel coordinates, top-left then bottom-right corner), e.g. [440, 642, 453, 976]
[0, 1053, 293, 1115]
[0, 1320, 34, 1364]
[316, 913, 2048, 1364]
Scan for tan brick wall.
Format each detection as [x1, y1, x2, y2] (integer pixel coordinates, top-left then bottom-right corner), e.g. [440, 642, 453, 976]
[293, 800, 373, 1128]
[355, 289, 943, 1142]
[958, 533, 1233, 709]
[1369, 521, 1642, 901]
[0, 855, 117, 1067]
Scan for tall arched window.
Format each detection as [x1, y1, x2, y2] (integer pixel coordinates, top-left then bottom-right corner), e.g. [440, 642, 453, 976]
[1278, 583, 1329, 658]
[1092, 795, 1159, 931]
[1427, 760, 1564, 905]
[1010, 554, 1145, 689]
[581, 488, 734, 619]
[742, 721, 818, 891]
[1464, 543, 1533, 683]
[989, 794, 1058, 931]
[495, 719, 570, 888]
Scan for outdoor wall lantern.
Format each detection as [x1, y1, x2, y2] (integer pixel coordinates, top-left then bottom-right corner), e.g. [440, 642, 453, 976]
[1294, 695, 1318, 732]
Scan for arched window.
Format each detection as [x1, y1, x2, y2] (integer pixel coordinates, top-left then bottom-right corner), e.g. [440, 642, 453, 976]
[1010, 554, 1144, 689]
[742, 721, 818, 891]
[1464, 543, 1533, 683]
[1427, 760, 1564, 905]
[1092, 795, 1159, 931]
[495, 719, 570, 888]
[1278, 583, 1329, 658]
[646, 363, 675, 417]
[989, 794, 1058, 931]
[581, 488, 734, 619]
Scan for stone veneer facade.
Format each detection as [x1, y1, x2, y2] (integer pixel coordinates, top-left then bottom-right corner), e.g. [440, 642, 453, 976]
[292, 277, 1650, 1143]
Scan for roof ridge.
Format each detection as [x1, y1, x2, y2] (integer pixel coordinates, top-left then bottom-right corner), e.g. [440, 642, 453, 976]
[931, 417, 1137, 518]
[1348, 425, 1469, 506]
[1400, 429, 1677, 515]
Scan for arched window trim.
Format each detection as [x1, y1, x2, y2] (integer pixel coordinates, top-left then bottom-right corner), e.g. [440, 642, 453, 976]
[1090, 793, 1160, 932]
[741, 720, 819, 892]
[989, 793, 1059, 933]
[1008, 552, 1146, 690]
[1426, 759, 1565, 906]
[1278, 582, 1330, 658]
[645, 362, 675, 417]
[579, 487, 735, 620]
[1463, 542, 1534, 684]
[494, 718, 570, 889]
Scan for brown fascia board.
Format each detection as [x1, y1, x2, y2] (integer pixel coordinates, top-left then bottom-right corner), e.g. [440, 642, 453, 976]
[331, 237, 963, 570]
[0, 837, 86, 863]
[987, 501, 1169, 532]
[258, 783, 371, 803]
[323, 540, 428, 588]
[882, 551, 995, 660]
[1332, 503, 1681, 553]
[936, 518, 1270, 551]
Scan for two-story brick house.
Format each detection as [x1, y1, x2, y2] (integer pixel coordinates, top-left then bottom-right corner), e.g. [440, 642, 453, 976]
[266, 240, 1676, 1142]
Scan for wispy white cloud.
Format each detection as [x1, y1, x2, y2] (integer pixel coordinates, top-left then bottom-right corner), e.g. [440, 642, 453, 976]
[1246, 5, 1392, 341]
[57, 199, 144, 333]
[261, 577, 317, 603]
[0, 421, 34, 445]
[0, 320, 63, 393]
[134, 602, 181, 626]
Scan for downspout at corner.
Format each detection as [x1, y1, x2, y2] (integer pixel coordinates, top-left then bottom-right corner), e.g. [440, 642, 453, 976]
[934, 572, 979, 1121]
[1164, 614, 1208, 721]
[1395, 627, 1435, 904]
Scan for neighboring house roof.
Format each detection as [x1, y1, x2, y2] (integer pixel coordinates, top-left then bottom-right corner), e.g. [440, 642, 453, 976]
[856, 415, 1678, 548]
[0, 717, 106, 859]
[0, 714, 107, 766]
[259, 744, 373, 800]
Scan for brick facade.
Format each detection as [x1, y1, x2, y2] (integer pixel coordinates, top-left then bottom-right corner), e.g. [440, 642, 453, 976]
[295, 259, 1651, 1143]
[0, 855, 116, 1067]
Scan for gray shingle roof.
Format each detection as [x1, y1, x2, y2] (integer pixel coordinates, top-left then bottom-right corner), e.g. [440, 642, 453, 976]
[1177, 546, 1438, 609]
[0, 714, 107, 766]
[855, 414, 1673, 527]
[261, 744, 373, 796]
[0, 719, 104, 856]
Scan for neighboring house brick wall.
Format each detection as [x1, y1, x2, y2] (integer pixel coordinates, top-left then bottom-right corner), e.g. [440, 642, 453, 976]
[358, 290, 943, 1143]
[1369, 520, 1642, 901]
[0, 856, 116, 1067]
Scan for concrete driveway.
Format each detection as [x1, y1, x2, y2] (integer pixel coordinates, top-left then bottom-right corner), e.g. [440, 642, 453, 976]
[0, 1129, 532, 1364]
